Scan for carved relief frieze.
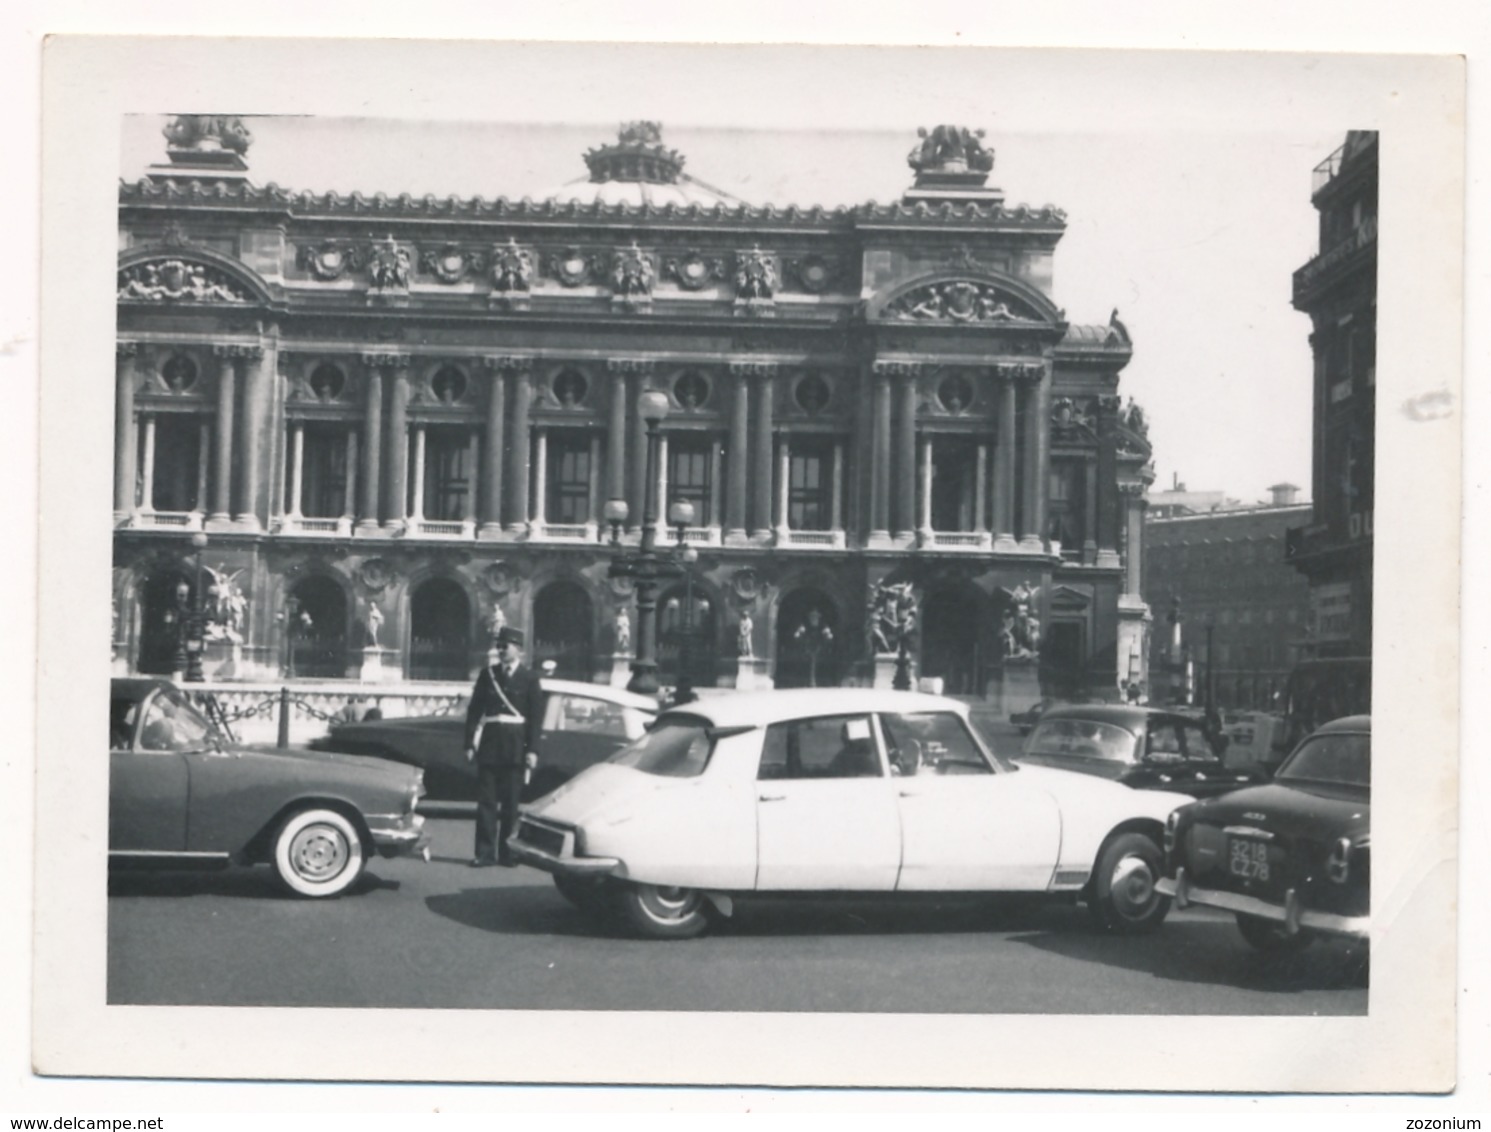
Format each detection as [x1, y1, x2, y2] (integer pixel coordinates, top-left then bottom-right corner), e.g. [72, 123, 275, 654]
[992, 361, 1045, 382]
[883, 280, 1036, 324]
[662, 250, 727, 291]
[296, 240, 366, 281]
[605, 358, 655, 375]
[420, 243, 486, 284]
[488, 238, 535, 310]
[117, 258, 252, 304]
[366, 235, 413, 295]
[727, 360, 779, 378]
[782, 253, 840, 294]
[1051, 395, 1097, 438]
[610, 242, 656, 308]
[543, 246, 600, 288]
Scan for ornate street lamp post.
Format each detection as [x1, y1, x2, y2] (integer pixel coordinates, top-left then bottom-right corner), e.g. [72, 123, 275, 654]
[184, 531, 208, 683]
[605, 391, 680, 696]
[667, 499, 699, 705]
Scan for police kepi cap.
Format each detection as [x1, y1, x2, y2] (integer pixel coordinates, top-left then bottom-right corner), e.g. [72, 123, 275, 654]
[495, 627, 525, 648]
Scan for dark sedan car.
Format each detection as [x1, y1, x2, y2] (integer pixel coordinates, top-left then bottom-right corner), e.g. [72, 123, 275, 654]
[110, 678, 428, 897]
[1157, 715, 1370, 951]
[1015, 704, 1266, 799]
[309, 678, 657, 801]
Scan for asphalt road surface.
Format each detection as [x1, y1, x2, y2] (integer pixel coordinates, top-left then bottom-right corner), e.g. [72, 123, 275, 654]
[108, 815, 1368, 1014]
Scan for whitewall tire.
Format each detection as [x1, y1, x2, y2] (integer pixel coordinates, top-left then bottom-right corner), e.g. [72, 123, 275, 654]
[272, 808, 365, 898]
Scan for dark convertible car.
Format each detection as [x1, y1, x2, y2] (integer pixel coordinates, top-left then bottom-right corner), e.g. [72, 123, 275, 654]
[1015, 704, 1266, 799]
[1157, 715, 1370, 951]
[110, 678, 428, 897]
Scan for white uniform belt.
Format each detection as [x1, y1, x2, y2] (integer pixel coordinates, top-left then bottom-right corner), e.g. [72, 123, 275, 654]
[480, 714, 524, 726]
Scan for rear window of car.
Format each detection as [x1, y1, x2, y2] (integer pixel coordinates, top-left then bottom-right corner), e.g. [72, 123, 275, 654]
[1277, 732, 1370, 788]
[1025, 718, 1138, 762]
[608, 717, 713, 778]
[543, 694, 652, 740]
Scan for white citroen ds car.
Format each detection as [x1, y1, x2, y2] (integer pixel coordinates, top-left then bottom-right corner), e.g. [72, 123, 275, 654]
[511, 689, 1190, 939]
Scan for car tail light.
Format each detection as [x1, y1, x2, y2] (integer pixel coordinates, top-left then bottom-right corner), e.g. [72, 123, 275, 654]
[1327, 837, 1352, 883]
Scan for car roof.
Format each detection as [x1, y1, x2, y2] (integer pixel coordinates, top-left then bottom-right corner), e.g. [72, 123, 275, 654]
[656, 688, 968, 729]
[1035, 703, 1197, 729]
[1311, 714, 1371, 734]
[541, 678, 658, 712]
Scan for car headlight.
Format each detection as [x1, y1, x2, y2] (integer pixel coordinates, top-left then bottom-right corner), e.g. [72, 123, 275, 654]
[1163, 810, 1179, 854]
[407, 772, 425, 813]
[1326, 836, 1353, 884]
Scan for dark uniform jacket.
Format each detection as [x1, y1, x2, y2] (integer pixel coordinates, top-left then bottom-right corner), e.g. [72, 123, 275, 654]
[463, 663, 545, 767]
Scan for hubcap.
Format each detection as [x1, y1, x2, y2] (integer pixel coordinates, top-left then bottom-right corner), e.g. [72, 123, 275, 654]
[1110, 854, 1156, 919]
[290, 824, 349, 881]
[640, 885, 702, 923]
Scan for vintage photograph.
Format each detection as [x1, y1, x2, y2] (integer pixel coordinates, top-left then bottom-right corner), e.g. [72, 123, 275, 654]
[33, 38, 1462, 1092]
[105, 111, 1372, 1012]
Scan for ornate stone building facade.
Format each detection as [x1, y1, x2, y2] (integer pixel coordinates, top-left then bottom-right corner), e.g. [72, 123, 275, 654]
[1286, 131, 1376, 659]
[112, 117, 1153, 705]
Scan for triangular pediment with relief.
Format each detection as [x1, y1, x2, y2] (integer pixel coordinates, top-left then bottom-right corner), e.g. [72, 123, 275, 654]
[1049, 584, 1093, 611]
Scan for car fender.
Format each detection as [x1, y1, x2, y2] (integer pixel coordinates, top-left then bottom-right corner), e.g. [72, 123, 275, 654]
[1015, 764, 1187, 873]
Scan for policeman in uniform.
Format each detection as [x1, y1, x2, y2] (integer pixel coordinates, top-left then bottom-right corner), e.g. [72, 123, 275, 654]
[463, 627, 545, 867]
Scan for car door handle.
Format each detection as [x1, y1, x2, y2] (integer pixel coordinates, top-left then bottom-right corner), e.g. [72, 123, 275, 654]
[758, 793, 786, 802]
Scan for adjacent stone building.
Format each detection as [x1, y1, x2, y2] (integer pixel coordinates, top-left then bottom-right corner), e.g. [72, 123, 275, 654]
[1144, 486, 1313, 709]
[1286, 130, 1376, 659]
[112, 116, 1154, 706]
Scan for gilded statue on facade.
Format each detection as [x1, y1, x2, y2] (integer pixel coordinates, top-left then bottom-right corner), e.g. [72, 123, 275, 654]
[907, 125, 994, 174]
[867, 581, 917, 656]
[368, 236, 412, 292]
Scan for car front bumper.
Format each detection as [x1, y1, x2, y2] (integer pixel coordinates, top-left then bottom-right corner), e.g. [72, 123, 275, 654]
[1157, 867, 1369, 940]
[366, 812, 429, 858]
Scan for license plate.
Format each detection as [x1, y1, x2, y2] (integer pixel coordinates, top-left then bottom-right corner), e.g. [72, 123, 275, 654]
[1227, 837, 1271, 881]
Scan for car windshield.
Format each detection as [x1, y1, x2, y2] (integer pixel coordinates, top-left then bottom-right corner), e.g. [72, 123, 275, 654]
[608, 717, 713, 778]
[1024, 718, 1138, 763]
[137, 688, 220, 752]
[1276, 732, 1370, 788]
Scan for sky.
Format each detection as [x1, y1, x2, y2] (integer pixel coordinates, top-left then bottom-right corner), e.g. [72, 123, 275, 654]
[122, 115, 1341, 504]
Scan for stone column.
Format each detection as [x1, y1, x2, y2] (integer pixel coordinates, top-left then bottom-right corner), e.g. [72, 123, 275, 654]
[994, 373, 1017, 549]
[1018, 368, 1048, 551]
[974, 443, 988, 535]
[918, 434, 934, 541]
[343, 431, 359, 520]
[751, 370, 775, 540]
[505, 364, 532, 534]
[288, 423, 305, 518]
[726, 371, 750, 540]
[479, 361, 507, 535]
[357, 358, 385, 533]
[627, 372, 647, 533]
[894, 371, 918, 540]
[1122, 485, 1146, 597]
[464, 431, 480, 527]
[532, 427, 548, 531]
[1083, 458, 1098, 564]
[1096, 394, 1122, 569]
[831, 441, 844, 533]
[870, 367, 892, 540]
[140, 414, 157, 513]
[606, 371, 628, 515]
[195, 421, 210, 515]
[709, 438, 723, 530]
[775, 435, 790, 540]
[655, 432, 670, 541]
[587, 434, 602, 535]
[114, 344, 139, 520]
[209, 350, 234, 523]
[409, 425, 426, 522]
[234, 345, 270, 528]
[384, 364, 411, 531]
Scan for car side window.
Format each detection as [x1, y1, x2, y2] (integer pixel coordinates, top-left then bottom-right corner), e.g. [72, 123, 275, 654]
[759, 715, 882, 780]
[138, 692, 213, 752]
[880, 711, 993, 776]
[1144, 722, 1185, 763]
[1179, 722, 1221, 764]
[546, 694, 631, 738]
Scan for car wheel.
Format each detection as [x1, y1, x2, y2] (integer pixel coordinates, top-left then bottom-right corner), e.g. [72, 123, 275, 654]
[1087, 832, 1170, 934]
[272, 808, 365, 898]
[613, 882, 712, 939]
[1235, 912, 1314, 953]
